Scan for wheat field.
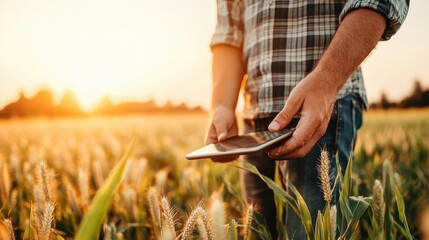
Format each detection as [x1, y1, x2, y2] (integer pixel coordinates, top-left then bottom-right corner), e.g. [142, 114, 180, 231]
[0, 110, 428, 239]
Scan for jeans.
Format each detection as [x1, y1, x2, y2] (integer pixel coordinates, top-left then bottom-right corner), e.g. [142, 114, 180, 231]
[241, 93, 363, 239]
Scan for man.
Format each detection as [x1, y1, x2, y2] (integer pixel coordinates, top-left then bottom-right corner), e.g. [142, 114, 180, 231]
[205, 0, 409, 238]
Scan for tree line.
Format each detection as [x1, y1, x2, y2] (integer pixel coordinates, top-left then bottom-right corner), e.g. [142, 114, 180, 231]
[370, 79, 429, 109]
[0, 89, 205, 118]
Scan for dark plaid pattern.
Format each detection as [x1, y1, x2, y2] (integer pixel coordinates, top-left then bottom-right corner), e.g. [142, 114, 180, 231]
[211, 0, 409, 119]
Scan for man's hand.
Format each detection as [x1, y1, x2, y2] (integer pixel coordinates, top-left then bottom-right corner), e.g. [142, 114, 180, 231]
[205, 106, 239, 162]
[206, 45, 244, 162]
[266, 8, 386, 160]
[267, 70, 338, 159]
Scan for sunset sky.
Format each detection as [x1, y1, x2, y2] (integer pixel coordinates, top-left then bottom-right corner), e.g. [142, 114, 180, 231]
[0, 0, 428, 110]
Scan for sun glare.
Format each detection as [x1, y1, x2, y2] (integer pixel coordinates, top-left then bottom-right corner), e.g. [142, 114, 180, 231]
[0, 0, 216, 110]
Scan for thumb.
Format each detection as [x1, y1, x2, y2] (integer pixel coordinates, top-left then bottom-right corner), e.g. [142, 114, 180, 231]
[269, 96, 302, 132]
[213, 119, 228, 141]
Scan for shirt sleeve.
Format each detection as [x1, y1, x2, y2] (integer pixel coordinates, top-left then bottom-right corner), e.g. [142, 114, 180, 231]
[210, 0, 244, 49]
[339, 0, 410, 40]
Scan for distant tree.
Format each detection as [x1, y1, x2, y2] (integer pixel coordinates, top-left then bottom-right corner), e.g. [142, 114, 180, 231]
[94, 95, 115, 114]
[0, 89, 56, 117]
[400, 79, 429, 108]
[57, 90, 83, 116]
[0, 89, 206, 118]
[380, 91, 392, 109]
[30, 89, 56, 115]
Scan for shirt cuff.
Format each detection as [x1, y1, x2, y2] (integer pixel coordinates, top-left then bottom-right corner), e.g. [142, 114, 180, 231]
[210, 30, 243, 50]
[340, 0, 409, 40]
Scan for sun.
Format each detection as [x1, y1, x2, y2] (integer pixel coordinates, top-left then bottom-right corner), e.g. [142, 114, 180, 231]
[45, 28, 148, 111]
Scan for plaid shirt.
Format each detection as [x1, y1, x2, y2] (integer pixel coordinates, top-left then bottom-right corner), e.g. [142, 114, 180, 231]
[211, 0, 409, 119]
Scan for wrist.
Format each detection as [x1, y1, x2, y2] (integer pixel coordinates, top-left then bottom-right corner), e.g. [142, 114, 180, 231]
[311, 66, 346, 93]
[211, 102, 236, 112]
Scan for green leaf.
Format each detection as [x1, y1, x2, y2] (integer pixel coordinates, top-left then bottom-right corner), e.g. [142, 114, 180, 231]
[392, 176, 413, 239]
[75, 138, 137, 240]
[336, 154, 350, 235]
[383, 161, 394, 240]
[274, 162, 287, 240]
[322, 204, 332, 240]
[340, 196, 370, 239]
[252, 211, 273, 240]
[287, 181, 314, 239]
[232, 161, 298, 213]
[349, 196, 370, 219]
[314, 211, 325, 240]
[233, 161, 314, 239]
[369, 205, 383, 239]
[342, 157, 353, 198]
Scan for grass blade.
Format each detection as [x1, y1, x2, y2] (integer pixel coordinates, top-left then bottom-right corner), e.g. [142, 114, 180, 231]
[75, 138, 137, 240]
[391, 173, 413, 239]
[287, 181, 314, 239]
[383, 161, 394, 240]
[234, 160, 314, 239]
[232, 161, 298, 213]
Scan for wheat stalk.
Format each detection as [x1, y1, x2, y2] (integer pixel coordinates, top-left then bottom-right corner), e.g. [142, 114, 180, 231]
[40, 161, 51, 203]
[181, 207, 213, 240]
[330, 205, 337, 240]
[210, 199, 226, 240]
[160, 196, 176, 239]
[197, 218, 209, 240]
[317, 148, 332, 203]
[155, 169, 168, 190]
[65, 179, 81, 214]
[148, 187, 161, 229]
[92, 160, 105, 188]
[133, 158, 147, 187]
[3, 219, 15, 240]
[243, 204, 254, 240]
[78, 168, 90, 206]
[37, 202, 54, 240]
[1, 160, 11, 201]
[160, 227, 174, 240]
[372, 179, 384, 227]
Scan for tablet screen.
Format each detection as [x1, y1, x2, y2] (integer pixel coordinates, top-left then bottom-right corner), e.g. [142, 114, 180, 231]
[186, 127, 295, 160]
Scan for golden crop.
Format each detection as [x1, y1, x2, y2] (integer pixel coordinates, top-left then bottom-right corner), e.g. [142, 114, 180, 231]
[0, 110, 428, 239]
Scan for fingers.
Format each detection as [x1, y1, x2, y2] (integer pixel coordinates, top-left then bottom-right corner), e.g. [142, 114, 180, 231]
[204, 121, 229, 145]
[213, 119, 228, 141]
[204, 119, 238, 163]
[205, 108, 238, 145]
[268, 93, 302, 132]
[268, 114, 327, 159]
[205, 124, 218, 144]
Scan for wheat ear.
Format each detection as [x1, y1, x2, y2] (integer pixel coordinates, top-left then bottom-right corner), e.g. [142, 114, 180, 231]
[372, 179, 384, 227]
[148, 187, 161, 229]
[210, 199, 226, 240]
[160, 196, 176, 239]
[317, 148, 332, 203]
[4, 219, 15, 240]
[243, 204, 254, 240]
[181, 207, 213, 240]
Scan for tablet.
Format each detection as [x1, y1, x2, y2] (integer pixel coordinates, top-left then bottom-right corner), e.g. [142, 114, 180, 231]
[186, 127, 295, 160]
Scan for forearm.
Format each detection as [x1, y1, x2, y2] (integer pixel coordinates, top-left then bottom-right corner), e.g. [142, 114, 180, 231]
[268, 8, 387, 159]
[315, 8, 386, 92]
[211, 45, 244, 111]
